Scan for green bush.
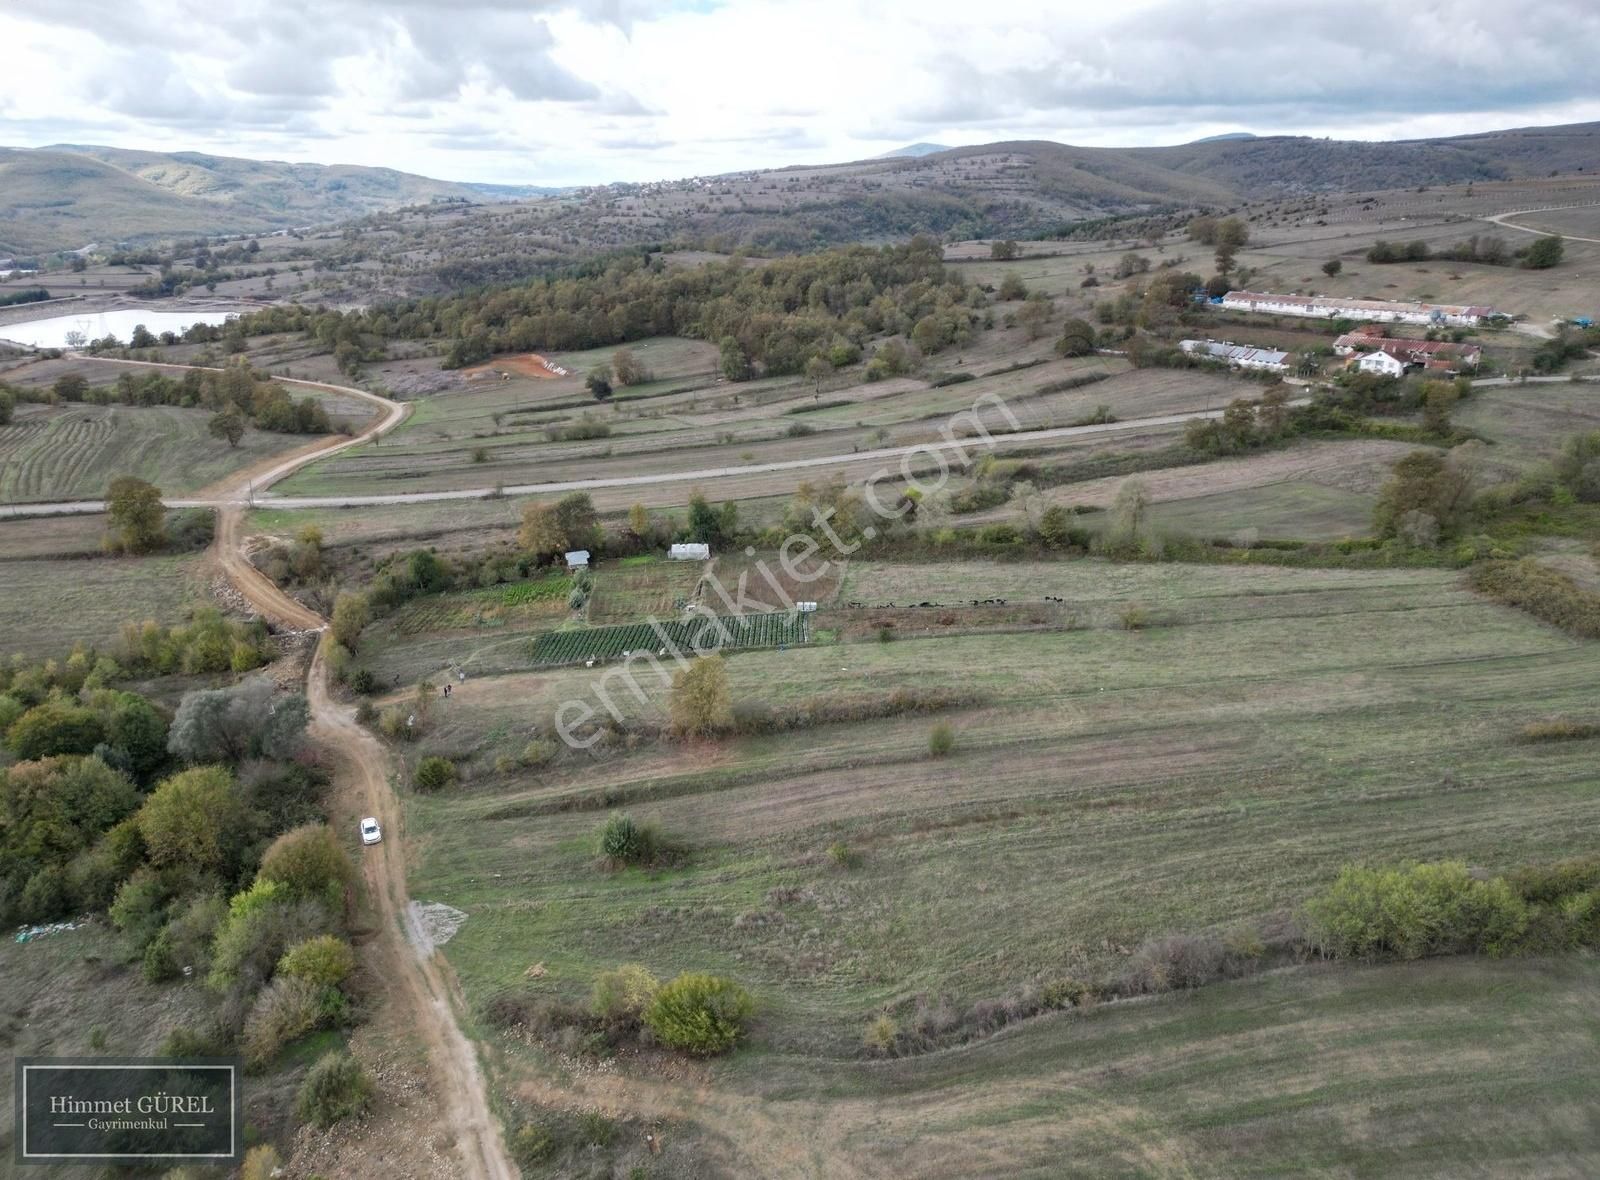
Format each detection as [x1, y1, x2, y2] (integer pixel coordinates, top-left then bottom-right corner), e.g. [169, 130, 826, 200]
[278, 934, 356, 987]
[642, 972, 753, 1055]
[414, 756, 457, 792]
[1469, 559, 1600, 638]
[1303, 861, 1529, 960]
[590, 963, 660, 1033]
[295, 1050, 372, 1129]
[242, 975, 323, 1069]
[597, 812, 661, 867]
[509, 1122, 554, 1168]
[928, 722, 955, 757]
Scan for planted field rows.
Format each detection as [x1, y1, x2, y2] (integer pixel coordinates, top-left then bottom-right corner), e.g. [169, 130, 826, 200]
[529, 611, 809, 666]
[391, 576, 570, 635]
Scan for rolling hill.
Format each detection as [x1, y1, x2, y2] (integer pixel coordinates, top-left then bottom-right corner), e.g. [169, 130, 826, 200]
[0, 145, 493, 255]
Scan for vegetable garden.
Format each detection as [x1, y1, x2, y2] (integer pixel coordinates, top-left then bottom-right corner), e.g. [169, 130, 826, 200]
[529, 612, 809, 666]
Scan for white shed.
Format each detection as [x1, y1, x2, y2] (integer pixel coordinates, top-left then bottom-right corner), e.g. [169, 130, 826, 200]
[669, 542, 710, 561]
[564, 549, 591, 570]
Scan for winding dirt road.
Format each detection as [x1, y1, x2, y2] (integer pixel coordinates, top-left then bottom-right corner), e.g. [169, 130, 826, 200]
[87, 361, 515, 1180]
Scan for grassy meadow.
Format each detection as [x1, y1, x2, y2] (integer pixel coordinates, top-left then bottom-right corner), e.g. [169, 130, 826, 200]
[379, 551, 1600, 1174]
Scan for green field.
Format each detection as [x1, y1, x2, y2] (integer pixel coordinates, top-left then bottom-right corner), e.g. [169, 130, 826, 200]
[1, 402, 310, 502]
[0, 548, 209, 658]
[389, 552, 1600, 1174]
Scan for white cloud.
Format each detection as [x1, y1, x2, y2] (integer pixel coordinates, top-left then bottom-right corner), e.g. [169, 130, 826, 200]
[0, 0, 1595, 185]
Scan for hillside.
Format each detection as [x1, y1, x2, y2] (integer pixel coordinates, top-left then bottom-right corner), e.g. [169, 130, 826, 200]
[0, 144, 490, 255]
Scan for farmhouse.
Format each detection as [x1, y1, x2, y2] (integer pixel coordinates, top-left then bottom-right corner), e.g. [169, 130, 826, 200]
[564, 549, 590, 571]
[669, 542, 710, 560]
[1221, 290, 1494, 327]
[1333, 326, 1481, 372]
[1179, 338, 1289, 373]
[1354, 350, 1408, 378]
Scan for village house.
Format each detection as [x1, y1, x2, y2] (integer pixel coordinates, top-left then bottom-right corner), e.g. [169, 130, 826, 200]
[1354, 350, 1408, 378]
[668, 542, 710, 560]
[1221, 290, 1494, 327]
[1178, 338, 1289, 373]
[1333, 325, 1481, 372]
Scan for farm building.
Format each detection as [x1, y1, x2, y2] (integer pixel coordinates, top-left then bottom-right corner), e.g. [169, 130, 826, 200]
[668, 542, 710, 560]
[1221, 290, 1494, 327]
[1354, 351, 1408, 378]
[564, 549, 590, 570]
[1333, 326, 1481, 371]
[1179, 339, 1289, 373]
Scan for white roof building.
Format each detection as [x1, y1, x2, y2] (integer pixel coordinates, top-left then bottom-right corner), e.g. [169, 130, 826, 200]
[668, 542, 710, 560]
[1355, 350, 1407, 378]
[1179, 339, 1289, 373]
[1220, 290, 1493, 327]
[564, 549, 591, 569]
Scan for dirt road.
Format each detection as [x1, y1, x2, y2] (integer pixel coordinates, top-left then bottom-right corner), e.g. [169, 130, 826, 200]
[1486, 201, 1600, 244]
[115, 362, 515, 1180]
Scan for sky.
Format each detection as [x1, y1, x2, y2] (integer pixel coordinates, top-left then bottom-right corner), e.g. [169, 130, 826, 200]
[2, 0, 1598, 186]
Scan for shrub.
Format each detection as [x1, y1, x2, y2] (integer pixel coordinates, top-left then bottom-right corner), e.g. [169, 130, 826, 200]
[1118, 604, 1149, 630]
[521, 739, 557, 767]
[1303, 861, 1530, 960]
[257, 824, 354, 906]
[1515, 718, 1600, 743]
[863, 1014, 898, 1054]
[240, 1145, 282, 1180]
[509, 1122, 555, 1168]
[278, 934, 356, 987]
[414, 756, 457, 792]
[928, 722, 955, 757]
[1503, 855, 1600, 906]
[242, 975, 323, 1069]
[590, 963, 660, 1033]
[1040, 978, 1092, 1009]
[643, 973, 754, 1055]
[349, 668, 376, 695]
[1117, 934, 1239, 994]
[296, 1050, 372, 1129]
[827, 841, 860, 869]
[1469, 559, 1600, 638]
[597, 813, 662, 868]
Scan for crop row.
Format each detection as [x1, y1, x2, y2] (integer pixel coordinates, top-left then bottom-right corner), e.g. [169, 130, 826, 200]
[529, 612, 809, 666]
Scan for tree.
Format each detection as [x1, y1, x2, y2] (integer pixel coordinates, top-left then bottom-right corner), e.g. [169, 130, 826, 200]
[54, 373, 89, 402]
[990, 240, 1020, 261]
[130, 323, 158, 349]
[518, 501, 565, 558]
[1016, 296, 1053, 341]
[553, 492, 598, 552]
[135, 766, 243, 873]
[1522, 234, 1564, 269]
[4, 703, 105, 760]
[1372, 448, 1477, 540]
[167, 679, 309, 764]
[669, 656, 733, 737]
[585, 367, 613, 401]
[804, 354, 833, 395]
[1054, 318, 1096, 357]
[1105, 478, 1150, 554]
[643, 973, 754, 1055]
[719, 336, 752, 381]
[997, 271, 1028, 301]
[687, 492, 720, 543]
[1322, 258, 1343, 276]
[258, 825, 354, 905]
[1258, 385, 1292, 438]
[0, 385, 13, 425]
[1421, 380, 1459, 435]
[611, 346, 647, 386]
[1553, 430, 1600, 502]
[105, 477, 165, 554]
[209, 408, 246, 448]
[330, 592, 368, 651]
[1037, 504, 1073, 549]
[627, 503, 652, 539]
[278, 934, 356, 987]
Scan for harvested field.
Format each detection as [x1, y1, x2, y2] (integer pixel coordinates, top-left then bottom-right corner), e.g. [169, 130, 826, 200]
[0, 551, 209, 658]
[464, 352, 568, 380]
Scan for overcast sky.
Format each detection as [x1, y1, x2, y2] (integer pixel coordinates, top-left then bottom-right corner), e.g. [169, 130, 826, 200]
[3, 0, 1598, 186]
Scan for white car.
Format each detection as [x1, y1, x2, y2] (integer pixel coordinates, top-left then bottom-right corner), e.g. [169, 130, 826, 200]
[359, 817, 382, 846]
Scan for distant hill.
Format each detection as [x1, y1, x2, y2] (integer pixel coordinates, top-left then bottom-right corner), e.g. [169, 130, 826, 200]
[0, 145, 525, 255]
[464, 181, 577, 199]
[1188, 132, 1258, 144]
[877, 143, 952, 159]
[4, 118, 1596, 264]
